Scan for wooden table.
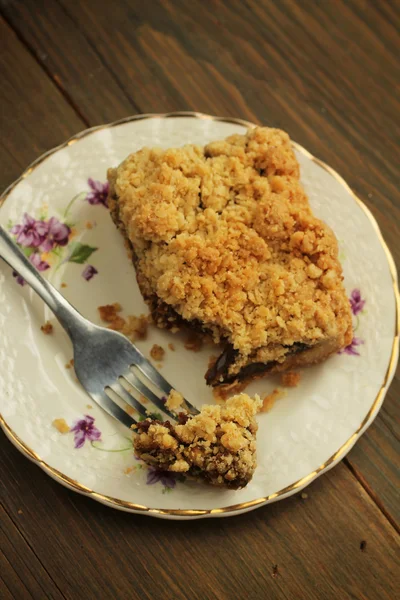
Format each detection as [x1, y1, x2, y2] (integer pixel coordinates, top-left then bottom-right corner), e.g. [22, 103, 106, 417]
[1, 1, 399, 598]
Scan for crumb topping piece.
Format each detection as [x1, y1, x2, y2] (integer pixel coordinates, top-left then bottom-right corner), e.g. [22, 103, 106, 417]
[41, 321, 53, 335]
[98, 303, 148, 341]
[165, 389, 184, 411]
[52, 418, 70, 434]
[134, 393, 262, 489]
[150, 344, 165, 361]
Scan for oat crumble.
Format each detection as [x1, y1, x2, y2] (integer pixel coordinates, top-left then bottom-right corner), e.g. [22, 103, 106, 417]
[108, 127, 352, 385]
[165, 389, 184, 411]
[133, 393, 262, 489]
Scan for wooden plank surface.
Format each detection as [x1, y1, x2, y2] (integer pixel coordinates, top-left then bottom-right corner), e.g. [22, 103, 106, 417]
[1, 0, 399, 525]
[1, 439, 399, 600]
[0, 1, 399, 598]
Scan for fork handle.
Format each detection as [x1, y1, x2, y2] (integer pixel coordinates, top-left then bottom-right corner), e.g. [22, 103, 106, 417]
[0, 225, 91, 341]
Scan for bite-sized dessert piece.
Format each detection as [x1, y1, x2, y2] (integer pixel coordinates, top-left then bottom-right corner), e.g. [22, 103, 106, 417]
[133, 394, 262, 489]
[108, 127, 352, 386]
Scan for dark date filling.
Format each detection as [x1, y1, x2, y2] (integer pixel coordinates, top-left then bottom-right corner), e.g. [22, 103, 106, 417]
[205, 342, 310, 386]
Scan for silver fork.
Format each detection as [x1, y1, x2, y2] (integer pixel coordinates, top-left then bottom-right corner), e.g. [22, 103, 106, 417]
[0, 226, 198, 428]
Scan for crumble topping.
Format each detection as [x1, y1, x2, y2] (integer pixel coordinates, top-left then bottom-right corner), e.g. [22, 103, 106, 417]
[165, 389, 184, 411]
[108, 127, 352, 382]
[134, 393, 262, 489]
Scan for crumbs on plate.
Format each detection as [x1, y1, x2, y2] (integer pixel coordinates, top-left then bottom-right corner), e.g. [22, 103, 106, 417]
[52, 418, 70, 434]
[98, 303, 149, 341]
[150, 344, 165, 361]
[41, 321, 53, 335]
[165, 389, 184, 411]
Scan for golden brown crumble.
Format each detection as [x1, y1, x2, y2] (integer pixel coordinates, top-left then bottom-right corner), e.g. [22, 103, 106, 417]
[134, 393, 261, 489]
[98, 303, 122, 322]
[41, 321, 53, 335]
[61, 282, 67, 288]
[281, 371, 301, 387]
[168, 343, 175, 351]
[98, 303, 148, 341]
[260, 388, 286, 413]
[165, 389, 184, 411]
[52, 418, 70, 434]
[108, 127, 352, 384]
[150, 344, 165, 361]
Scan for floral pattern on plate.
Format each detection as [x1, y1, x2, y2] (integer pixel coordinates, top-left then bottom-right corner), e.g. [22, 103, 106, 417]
[8, 178, 109, 285]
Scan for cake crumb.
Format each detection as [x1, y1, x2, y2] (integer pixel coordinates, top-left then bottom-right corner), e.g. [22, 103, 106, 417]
[86, 404, 93, 409]
[360, 540, 367, 552]
[125, 404, 136, 416]
[281, 372, 301, 387]
[140, 394, 149, 405]
[122, 314, 148, 341]
[85, 221, 93, 229]
[301, 492, 308, 499]
[260, 388, 286, 413]
[41, 321, 53, 335]
[157, 363, 163, 369]
[272, 565, 279, 578]
[184, 333, 203, 352]
[17, 509, 23, 515]
[150, 344, 165, 361]
[168, 343, 175, 351]
[52, 418, 70, 434]
[107, 315, 126, 330]
[166, 389, 184, 411]
[61, 282, 67, 288]
[124, 466, 135, 475]
[65, 358, 74, 370]
[98, 303, 122, 322]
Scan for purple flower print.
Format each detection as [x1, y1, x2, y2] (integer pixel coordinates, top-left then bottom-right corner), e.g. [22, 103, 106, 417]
[40, 217, 71, 252]
[70, 415, 101, 449]
[12, 252, 50, 286]
[349, 289, 365, 316]
[339, 336, 364, 356]
[30, 252, 50, 272]
[11, 213, 48, 248]
[146, 466, 177, 489]
[12, 271, 25, 286]
[82, 264, 98, 281]
[86, 178, 109, 207]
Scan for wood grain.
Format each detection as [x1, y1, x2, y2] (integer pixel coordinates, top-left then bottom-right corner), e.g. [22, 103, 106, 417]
[1, 437, 399, 600]
[0, 505, 65, 600]
[0, 1, 399, 598]
[1, 0, 398, 524]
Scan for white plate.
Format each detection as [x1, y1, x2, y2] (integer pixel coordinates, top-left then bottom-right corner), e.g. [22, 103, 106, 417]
[0, 112, 398, 519]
